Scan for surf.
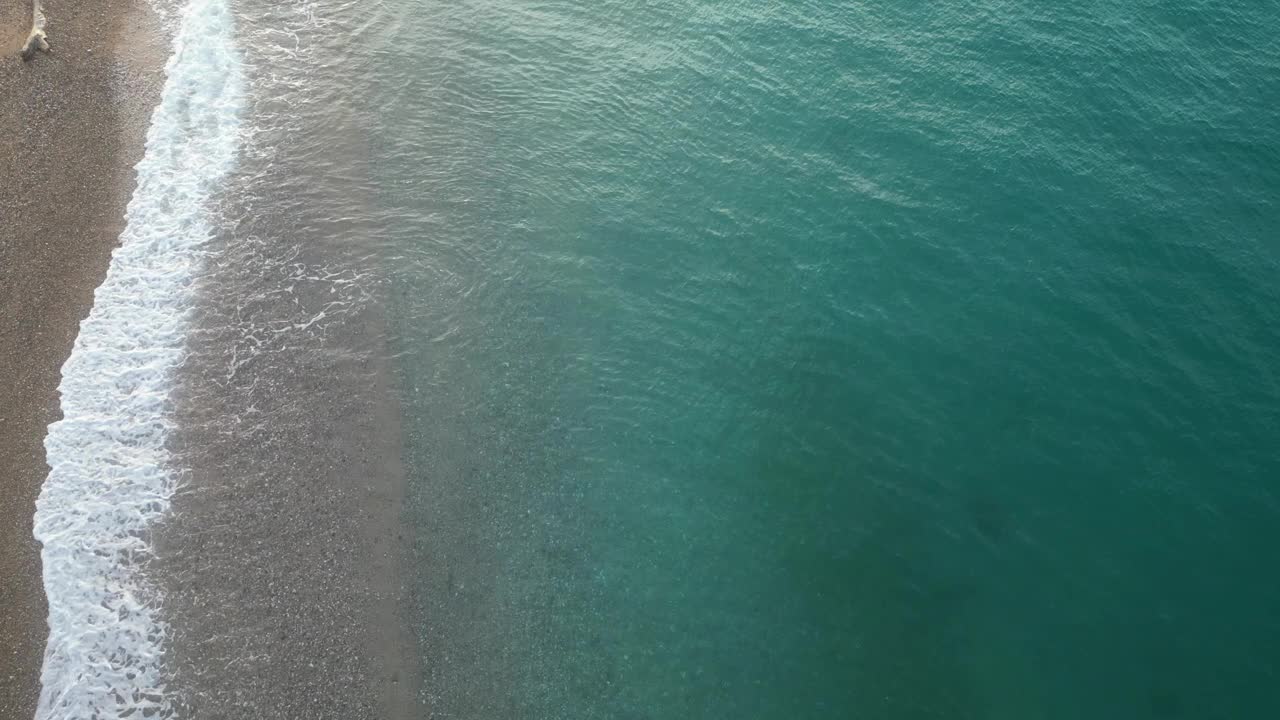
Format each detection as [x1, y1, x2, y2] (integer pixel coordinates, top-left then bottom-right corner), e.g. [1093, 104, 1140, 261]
[32, 1, 245, 717]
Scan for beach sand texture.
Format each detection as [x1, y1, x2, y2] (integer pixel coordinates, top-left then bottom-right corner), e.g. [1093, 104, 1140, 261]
[0, 1, 164, 715]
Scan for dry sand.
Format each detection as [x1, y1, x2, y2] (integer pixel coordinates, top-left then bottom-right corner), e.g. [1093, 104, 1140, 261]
[0, 1, 164, 715]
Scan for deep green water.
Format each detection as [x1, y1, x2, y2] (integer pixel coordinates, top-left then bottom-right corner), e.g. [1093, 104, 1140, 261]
[375, 1, 1280, 717]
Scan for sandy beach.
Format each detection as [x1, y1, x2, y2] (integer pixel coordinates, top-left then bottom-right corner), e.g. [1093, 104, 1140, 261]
[0, 1, 164, 715]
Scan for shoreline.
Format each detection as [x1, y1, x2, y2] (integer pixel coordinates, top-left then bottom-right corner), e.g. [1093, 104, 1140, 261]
[0, 1, 166, 716]
[2, 2, 419, 715]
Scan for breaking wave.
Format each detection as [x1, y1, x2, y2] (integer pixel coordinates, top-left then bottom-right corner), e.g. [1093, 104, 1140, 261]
[33, 1, 245, 717]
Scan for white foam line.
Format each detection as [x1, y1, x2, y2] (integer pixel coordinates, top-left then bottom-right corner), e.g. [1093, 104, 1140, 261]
[33, 1, 244, 717]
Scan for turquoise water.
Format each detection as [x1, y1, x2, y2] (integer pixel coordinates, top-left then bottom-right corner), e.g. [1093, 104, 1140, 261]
[375, 0, 1280, 717]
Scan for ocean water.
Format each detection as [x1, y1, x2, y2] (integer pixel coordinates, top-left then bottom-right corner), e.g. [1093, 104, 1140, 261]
[32, 0, 1280, 717]
[375, 0, 1280, 718]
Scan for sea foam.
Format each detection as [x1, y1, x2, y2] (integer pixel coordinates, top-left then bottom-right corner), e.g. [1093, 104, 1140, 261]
[33, 1, 244, 717]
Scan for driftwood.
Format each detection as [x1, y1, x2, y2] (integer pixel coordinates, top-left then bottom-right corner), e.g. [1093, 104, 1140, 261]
[20, 0, 49, 61]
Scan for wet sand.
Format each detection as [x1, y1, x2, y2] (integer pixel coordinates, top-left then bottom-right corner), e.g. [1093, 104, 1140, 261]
[0, 1, 164, 715]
